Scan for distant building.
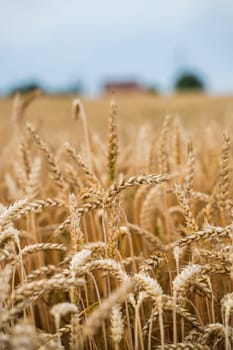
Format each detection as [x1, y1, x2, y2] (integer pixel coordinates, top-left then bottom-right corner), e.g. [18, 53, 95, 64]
[104, 81, 143, 94]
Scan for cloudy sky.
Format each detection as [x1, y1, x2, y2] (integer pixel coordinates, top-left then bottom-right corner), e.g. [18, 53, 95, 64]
[1, 0, 233, 95]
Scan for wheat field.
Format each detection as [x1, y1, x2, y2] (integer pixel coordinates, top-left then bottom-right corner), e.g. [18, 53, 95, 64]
[0, 91, 233, 349]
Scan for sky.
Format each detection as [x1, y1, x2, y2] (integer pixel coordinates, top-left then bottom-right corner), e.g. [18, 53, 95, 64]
[1, 0, 233, 95]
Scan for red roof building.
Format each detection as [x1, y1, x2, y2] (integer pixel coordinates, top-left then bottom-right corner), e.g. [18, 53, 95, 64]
[104, 81, 142, 94]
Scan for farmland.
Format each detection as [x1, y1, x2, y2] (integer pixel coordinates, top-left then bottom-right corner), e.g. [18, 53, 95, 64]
[0, 92, 233, 349]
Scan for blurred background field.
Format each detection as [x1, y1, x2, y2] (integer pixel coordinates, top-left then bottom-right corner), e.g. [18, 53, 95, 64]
[1, 93, 233, 147]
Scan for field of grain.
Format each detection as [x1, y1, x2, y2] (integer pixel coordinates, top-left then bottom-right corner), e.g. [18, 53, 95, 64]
[0, 91, 233, 349]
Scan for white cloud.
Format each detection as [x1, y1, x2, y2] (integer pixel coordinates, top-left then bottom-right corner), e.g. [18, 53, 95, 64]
[0, 0, 225, 46]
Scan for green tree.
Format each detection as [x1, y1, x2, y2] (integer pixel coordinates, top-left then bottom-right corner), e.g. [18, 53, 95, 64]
[9, 82, 43, 95]
[174, 73, 204, 91]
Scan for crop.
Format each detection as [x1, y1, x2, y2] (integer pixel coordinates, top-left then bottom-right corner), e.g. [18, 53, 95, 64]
[0, 91, 233, 349]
